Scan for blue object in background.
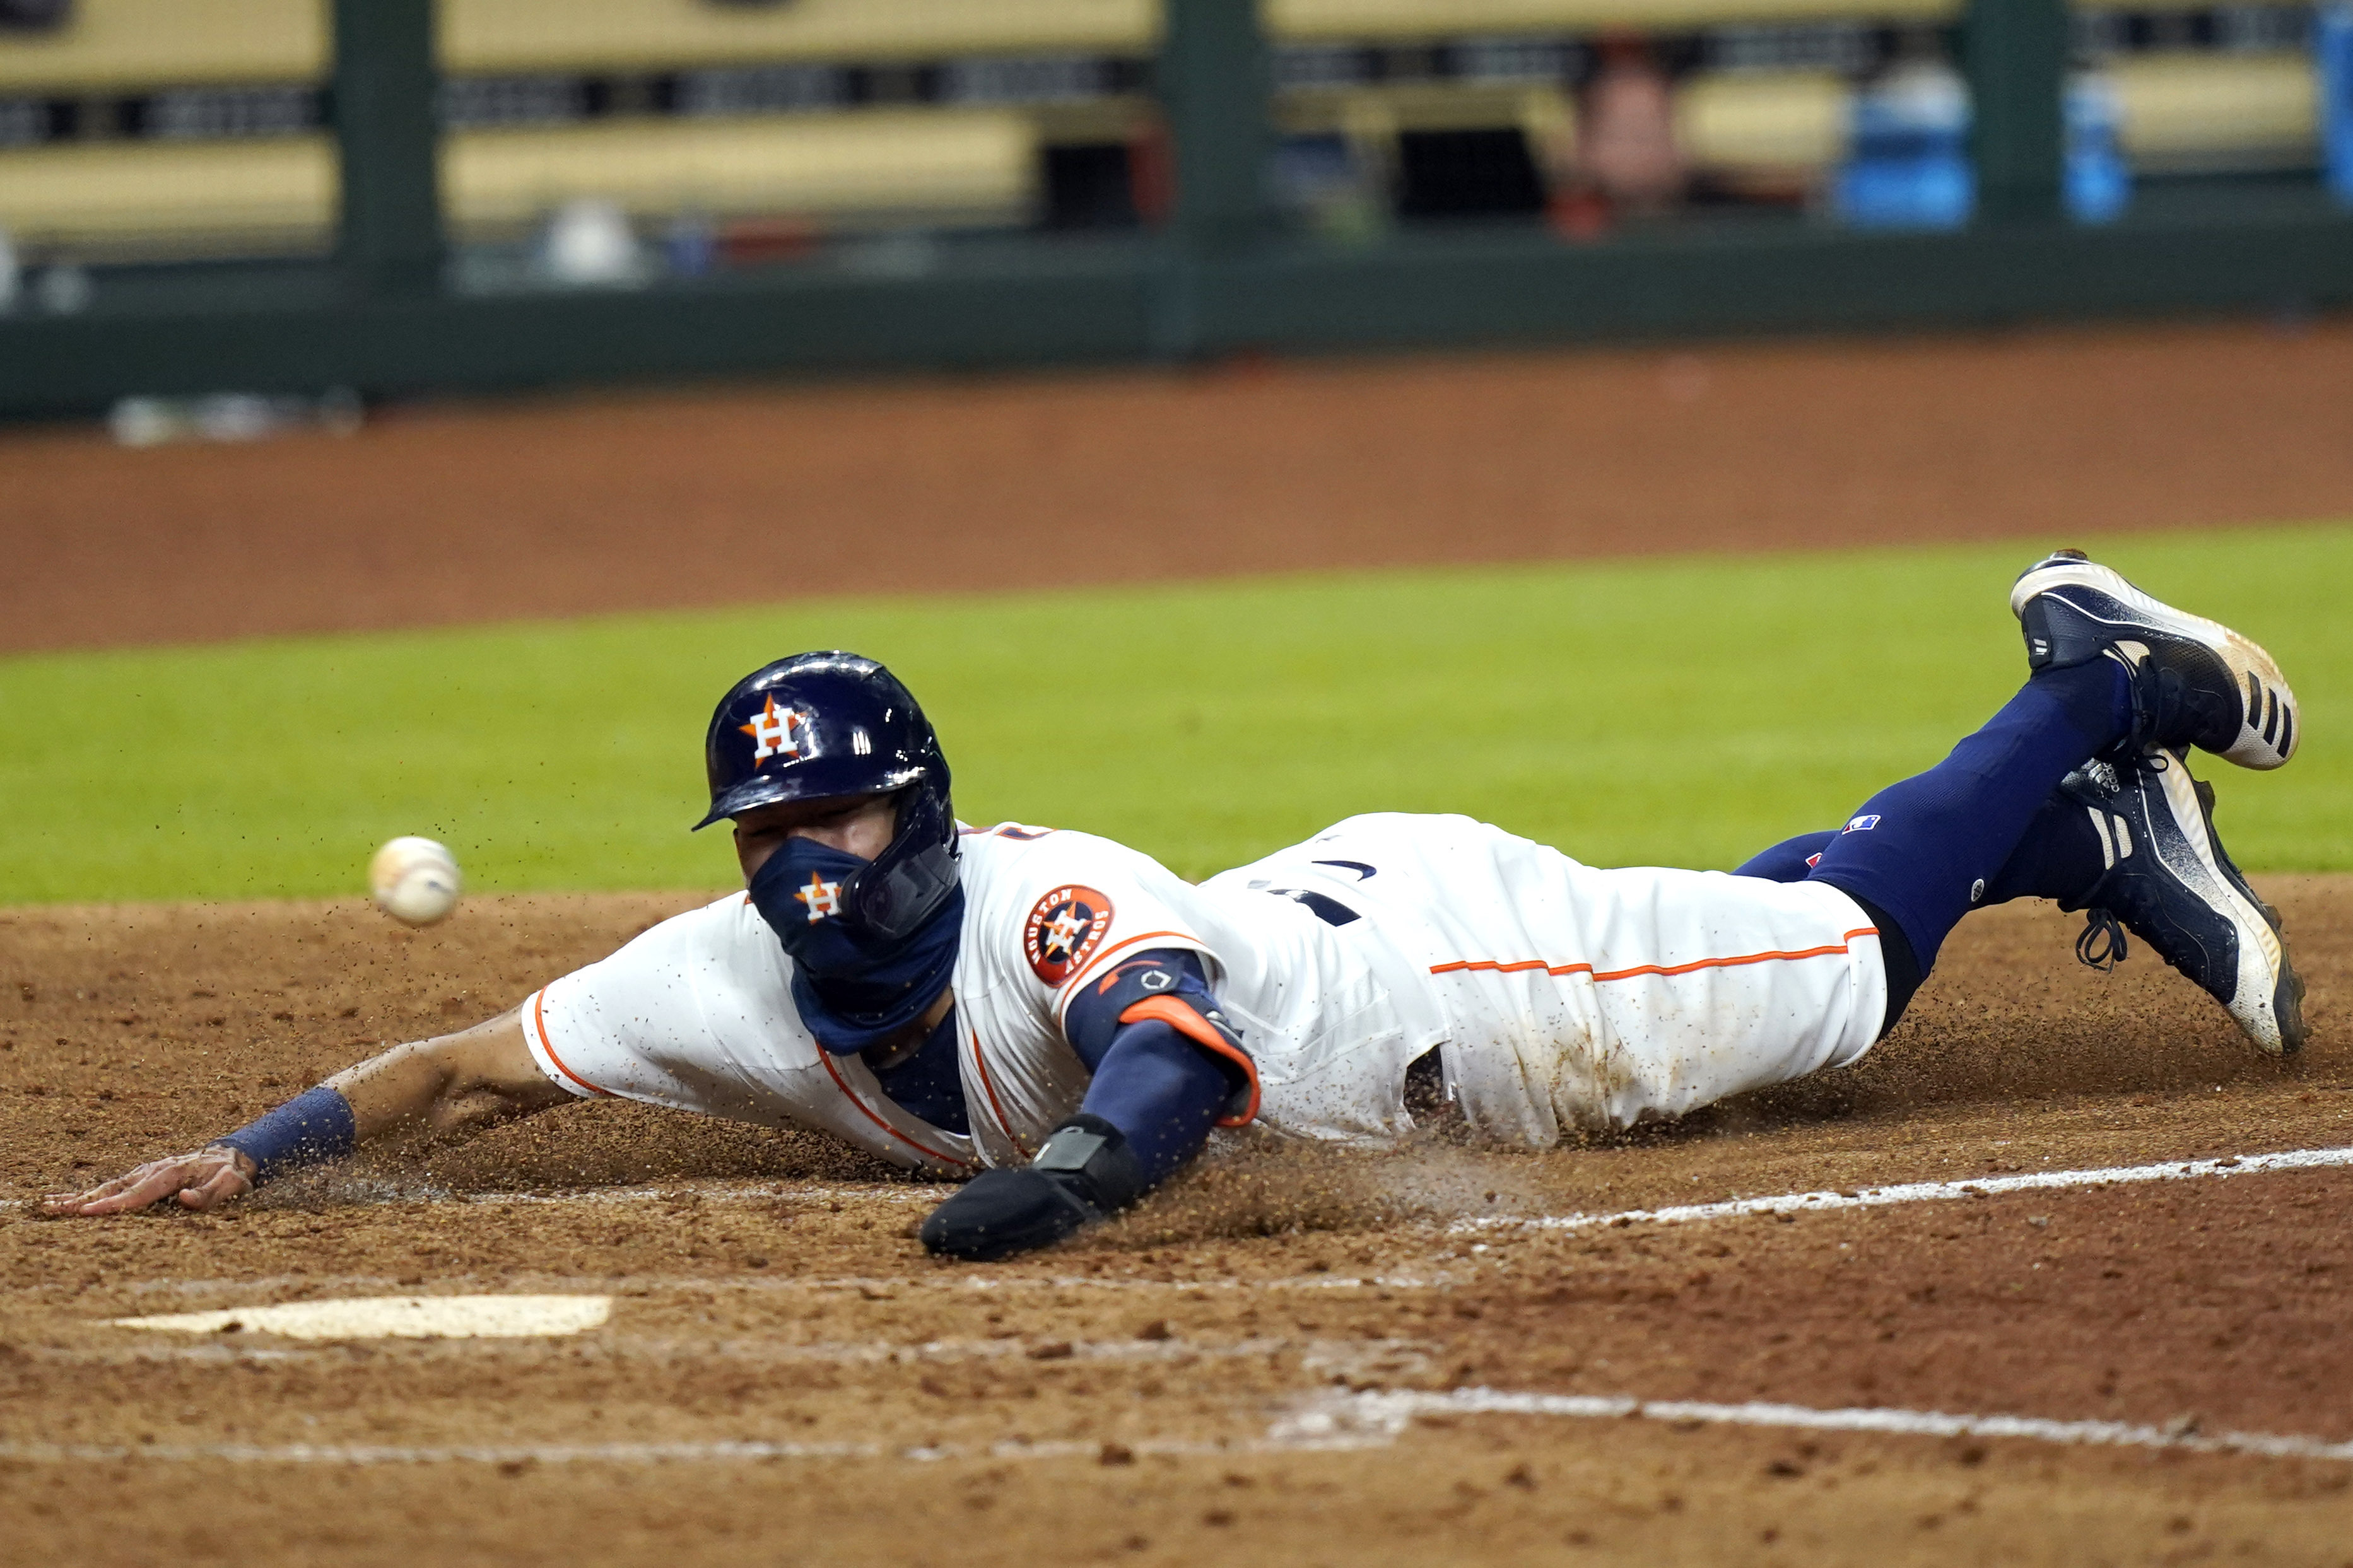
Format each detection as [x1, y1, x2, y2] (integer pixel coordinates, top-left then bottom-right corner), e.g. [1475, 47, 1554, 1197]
[2065, 74, 2131, 223]
[1270, 133, 1389, 243]
[1834, 62, 1975, 230]
[661, 211, 718, 278]
[2323, 3, 2353, 206]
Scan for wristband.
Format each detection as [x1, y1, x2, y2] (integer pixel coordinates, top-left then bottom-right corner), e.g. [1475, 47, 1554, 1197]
[1030, 1113, 1146, 1214]
[214, 1085, 357, 1185]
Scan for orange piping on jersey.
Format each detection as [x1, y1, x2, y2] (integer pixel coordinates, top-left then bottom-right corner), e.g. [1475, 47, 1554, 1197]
[1429, 928, 1879, 983]
[815, 1048, 975, 1171]
[1054, 929, 1204, 1024]
[1117, 995, 1260, 1128]
[966, 1025, 1029, 1159]
[529, 989, 614, 1098]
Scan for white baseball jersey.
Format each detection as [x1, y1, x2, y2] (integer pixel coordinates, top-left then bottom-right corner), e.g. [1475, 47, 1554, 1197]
[521, 815, 1887, 1171]
[1207, 814, 1887, 1145]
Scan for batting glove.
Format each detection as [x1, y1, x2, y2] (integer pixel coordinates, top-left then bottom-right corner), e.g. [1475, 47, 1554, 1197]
[918, 1114, 1143, 1261]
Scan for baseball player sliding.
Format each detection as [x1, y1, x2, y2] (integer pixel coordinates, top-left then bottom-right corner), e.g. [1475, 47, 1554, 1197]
[48, 552, 2306, 1261]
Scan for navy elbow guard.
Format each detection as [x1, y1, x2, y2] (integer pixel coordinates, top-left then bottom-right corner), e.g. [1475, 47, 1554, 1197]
[1064, 952, 1259, 1126]
[919, 1113, 1143, 1261]
[213, 1085, 356, 1185]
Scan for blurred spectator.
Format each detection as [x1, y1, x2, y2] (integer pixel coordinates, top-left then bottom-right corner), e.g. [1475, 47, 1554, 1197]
[1554, 35, 1688, 235]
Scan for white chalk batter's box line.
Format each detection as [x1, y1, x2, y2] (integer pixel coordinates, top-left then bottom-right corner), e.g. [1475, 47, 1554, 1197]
[23, 1142, 2352, 1229]
[1276, 1388, 2353, 1464]
[26, 1142, 2353, 1307]
[0, 1181, 954, 1213]
[25, 1332, 1443, 1376]
[438, 1147, 2353, 1219]
[39, 1268, 1472, 1304]
[16, 1144, 2352, 1230]
[3, 1385, 2347, 1469]
[1452, 1144, 2353, 1235]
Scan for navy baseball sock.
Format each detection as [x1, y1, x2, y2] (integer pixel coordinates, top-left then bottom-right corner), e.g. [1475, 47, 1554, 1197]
[1805, 660, 2130, 973]
[1978, 792, 2113, 908]
[1734, 831, 1837, 883]
[1739, 797, 2107, 907]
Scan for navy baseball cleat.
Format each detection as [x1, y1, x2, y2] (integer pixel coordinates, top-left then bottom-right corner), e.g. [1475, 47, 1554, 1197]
[2011, 549, 2299, 769]
[2058, 751, 2306, 1055]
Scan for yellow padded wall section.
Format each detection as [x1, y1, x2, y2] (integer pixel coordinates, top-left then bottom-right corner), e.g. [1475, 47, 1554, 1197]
[0, 136, 334, 249]
[442, 109, 1038, 230]
[0, 0, 326, 93]
[1677, 71, 1848, 168]
[1267, 0, 1956, 41]
[2111, 53, 2317, 157]
[439, 0, 1158, 74]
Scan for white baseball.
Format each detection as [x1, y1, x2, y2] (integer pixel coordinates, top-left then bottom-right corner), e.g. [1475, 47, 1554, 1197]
[370, 836, 462, 927]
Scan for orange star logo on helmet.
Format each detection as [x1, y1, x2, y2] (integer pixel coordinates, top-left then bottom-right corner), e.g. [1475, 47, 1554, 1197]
[739, 695, 804, 768]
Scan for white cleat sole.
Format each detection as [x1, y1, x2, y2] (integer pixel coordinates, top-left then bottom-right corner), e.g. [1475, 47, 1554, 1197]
[2011, 554, 2299, 770]
[2147, 758, 2301, 1054]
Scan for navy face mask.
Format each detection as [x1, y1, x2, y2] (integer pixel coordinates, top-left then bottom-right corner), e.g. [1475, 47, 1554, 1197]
[748, 835, 963, 1055]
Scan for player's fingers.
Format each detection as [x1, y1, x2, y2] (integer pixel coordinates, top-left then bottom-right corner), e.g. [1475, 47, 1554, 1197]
[40, 1162, 180, 1215]
[86, 1173, 194, 1215]
[38, 1180, 113, 1214]
[177, 1165, 252, 1211]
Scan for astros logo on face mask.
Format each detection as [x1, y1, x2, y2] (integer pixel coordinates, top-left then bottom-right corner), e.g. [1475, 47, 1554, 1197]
[794, 873, 843, 923]
[1023, 886, 1112, 985]
[740, 695, 804, 766]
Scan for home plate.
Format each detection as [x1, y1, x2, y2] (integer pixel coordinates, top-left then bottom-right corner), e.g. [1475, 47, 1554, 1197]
[109, 1294, 612, 1340]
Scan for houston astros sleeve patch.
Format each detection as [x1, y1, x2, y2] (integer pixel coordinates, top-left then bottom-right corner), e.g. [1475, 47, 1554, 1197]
[1024, 885, 1113, 986]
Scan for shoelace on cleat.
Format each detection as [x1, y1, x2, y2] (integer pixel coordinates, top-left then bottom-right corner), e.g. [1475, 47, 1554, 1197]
[2074, 908, 2129, 971]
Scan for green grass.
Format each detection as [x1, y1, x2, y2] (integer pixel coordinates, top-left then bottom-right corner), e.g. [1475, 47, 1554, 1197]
[3, 524, 2347, 904]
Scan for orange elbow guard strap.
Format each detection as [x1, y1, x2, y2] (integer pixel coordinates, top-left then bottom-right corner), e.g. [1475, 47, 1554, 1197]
[1117, 995, 1260, 1127]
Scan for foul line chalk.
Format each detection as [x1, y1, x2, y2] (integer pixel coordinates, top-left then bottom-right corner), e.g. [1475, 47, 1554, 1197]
[0, 1436, 1269, 1466]
[1277, 1388, 2353, 1465]
[53, 1332, 1436, 1375]
[1, 1181, 954, 1214]
[35, 1140, 2353, 1309]
[67, 1270, 1459, 1304]
[22, 1144, 2347, 1227]
[1461, 1144, 2353, 1235]
[4, 1386, 2347, 1468]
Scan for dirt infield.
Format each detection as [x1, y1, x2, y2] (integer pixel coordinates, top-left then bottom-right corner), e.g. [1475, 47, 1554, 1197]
[7, 319, 2352, 1561]
[5, 316, 2353, 652]
[4, 879, 2348, 1564]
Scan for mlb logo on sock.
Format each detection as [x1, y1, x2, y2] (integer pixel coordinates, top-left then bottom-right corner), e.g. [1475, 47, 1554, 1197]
[1844, 814, 1882, 833]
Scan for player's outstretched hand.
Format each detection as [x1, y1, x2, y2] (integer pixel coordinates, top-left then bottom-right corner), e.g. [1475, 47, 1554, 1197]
[922, 1115, 1148, 1261]
[920, 1167, 1103, 1261]
[41, 1146, 257, 1217]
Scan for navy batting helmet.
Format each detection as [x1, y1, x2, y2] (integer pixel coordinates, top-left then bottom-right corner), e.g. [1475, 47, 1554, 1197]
[696, 652, 958, 942]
